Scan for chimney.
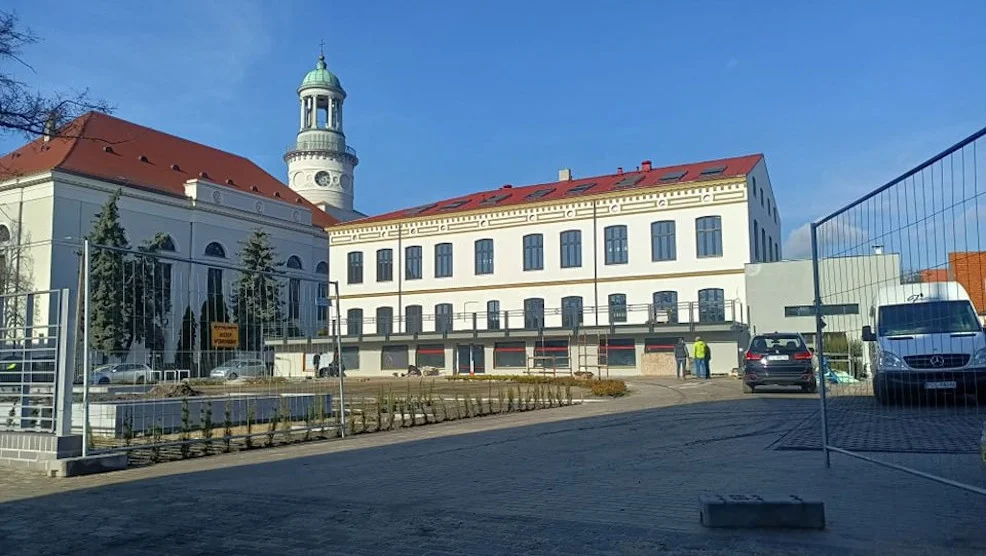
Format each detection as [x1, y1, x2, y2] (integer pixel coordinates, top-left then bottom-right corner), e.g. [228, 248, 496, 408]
[558, 168, 572, 182]
[872, 245, 884, 255]
[42, 114, 56, 143]
[641, 160, 652, 172]
[617, 167, 623, 175]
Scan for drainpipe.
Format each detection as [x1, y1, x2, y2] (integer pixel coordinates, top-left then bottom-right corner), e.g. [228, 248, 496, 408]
[592, 200, 599, 326]
[397, 223, 403, 333]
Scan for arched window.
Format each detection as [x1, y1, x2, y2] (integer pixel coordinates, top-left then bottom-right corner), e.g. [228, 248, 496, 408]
[204, 242, 226, 258]
[0, 225, 11, 243]
[287, 255, 303, 270]
[315, 261, 328, 275]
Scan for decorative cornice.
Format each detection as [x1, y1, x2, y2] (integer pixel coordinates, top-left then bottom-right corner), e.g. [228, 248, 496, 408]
[330, 180, 748, 246]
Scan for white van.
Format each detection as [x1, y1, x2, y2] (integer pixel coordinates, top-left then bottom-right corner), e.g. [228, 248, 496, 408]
[862, 281, 986, 404]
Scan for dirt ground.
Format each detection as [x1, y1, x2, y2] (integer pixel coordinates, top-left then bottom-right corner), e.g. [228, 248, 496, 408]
[99, 376, 595, 402]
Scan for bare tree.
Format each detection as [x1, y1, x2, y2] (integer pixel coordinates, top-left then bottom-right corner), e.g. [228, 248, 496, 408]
[0, 10, 112, 138]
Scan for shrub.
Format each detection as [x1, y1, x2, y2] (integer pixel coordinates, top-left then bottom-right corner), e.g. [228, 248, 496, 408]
[590, 380, 628, 397]
[223, 399, 233, 453]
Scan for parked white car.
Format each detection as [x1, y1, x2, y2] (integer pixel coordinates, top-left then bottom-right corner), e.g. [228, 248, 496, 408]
[89, 363, 157, 385]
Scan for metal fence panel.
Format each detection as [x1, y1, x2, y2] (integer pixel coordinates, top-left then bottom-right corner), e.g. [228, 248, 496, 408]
[811, 125, 986, 495]
[0, 290, 69, 433]
[80, 242, 346, 460]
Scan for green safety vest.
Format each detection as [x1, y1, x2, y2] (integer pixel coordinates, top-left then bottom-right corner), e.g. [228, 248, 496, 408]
[693, 341, 707, 359]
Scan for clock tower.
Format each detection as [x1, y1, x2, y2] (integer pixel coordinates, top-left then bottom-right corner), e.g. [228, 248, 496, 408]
[284, 52, 361, 222]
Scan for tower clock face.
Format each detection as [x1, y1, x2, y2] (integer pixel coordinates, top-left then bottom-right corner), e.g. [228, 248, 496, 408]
[314, 171, 332, 187]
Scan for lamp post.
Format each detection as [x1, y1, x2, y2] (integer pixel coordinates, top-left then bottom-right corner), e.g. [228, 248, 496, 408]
[330, 280, 346, 437]
[463, 301, 478, 375]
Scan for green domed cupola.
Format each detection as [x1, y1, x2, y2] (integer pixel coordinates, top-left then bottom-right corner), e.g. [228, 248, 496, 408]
[299, 54, 342, 92]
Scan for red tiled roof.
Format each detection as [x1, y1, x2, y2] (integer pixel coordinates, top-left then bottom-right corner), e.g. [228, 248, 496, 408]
[0, 112, 338, 228]
[342, 153, 763, 226]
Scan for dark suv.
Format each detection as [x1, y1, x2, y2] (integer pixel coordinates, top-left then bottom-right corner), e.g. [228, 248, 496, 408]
[743, 333, 817, 394]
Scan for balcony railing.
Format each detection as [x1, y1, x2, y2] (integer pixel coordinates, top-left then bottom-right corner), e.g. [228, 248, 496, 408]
[334, 299, 746, 338]
[285, 140, 358, 159]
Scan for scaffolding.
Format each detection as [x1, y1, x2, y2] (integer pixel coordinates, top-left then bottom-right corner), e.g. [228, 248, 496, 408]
[526, 334, 573, 376]
[576, 330, 609, 380]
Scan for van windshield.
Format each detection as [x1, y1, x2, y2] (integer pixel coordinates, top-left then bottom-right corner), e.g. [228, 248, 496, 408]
[878, 301, 981, 336]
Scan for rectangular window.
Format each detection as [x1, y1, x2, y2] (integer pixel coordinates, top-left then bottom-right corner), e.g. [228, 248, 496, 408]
[435, 243, 453, 278]
[524, 298, 544, 329]
[288, 278, 301, 320]
[381, 345, 409, 370]
[698, 288, 725, 323]
[405, 305, 423, 334]
[317, 281, 328, 322]
[523, 234, 544, 271]
[494, 341, 526, 368]
[560, 230, 582, 268]
[760, 229, 767, 262]
[376, 306, 393, 336]
[767, 236, 774, 261]
[561, 296, 583, 328]
[376, 249, 393, 282]
[644, 337, 683, 353]
[475, 238, 494, 275]
[347, 251, 363, 284]
[340, 346, 360, 371]
[608, 293, 627, 323]
[533, 339, 569, 369]
[207, 268, 223, 298]
[416, 344, 445, 368]
[346, 308, 363, 336]
[753, 220, 760, 261]
[600, 337, 636, 367]
[604, 225, 628, 265]
[487, 300, 500, 330]
[784, 304, 860, 317]
[650, 221, 676, 262]
[652, 291, 678, 324]
[696, 216, 723, 258]
[435, 303, 453, 333]
[405, 246, 422, 280]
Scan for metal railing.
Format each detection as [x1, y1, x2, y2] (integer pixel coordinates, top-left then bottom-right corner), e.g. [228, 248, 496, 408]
[811, 123, 986, 497]
[0, 290, 70, 434]
[336, 299, 745, 337]
[285, 140, 358, 159]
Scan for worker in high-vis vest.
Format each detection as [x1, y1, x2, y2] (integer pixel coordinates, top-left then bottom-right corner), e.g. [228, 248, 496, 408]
[692, 337, 708, 379]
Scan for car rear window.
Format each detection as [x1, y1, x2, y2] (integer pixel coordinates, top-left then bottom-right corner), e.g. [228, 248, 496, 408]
[750, 335, 806, 354]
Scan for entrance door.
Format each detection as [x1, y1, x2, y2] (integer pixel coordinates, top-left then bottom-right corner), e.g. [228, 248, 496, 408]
[456, 344, 485, 374]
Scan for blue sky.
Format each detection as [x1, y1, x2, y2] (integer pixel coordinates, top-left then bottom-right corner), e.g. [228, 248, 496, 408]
[3, 0, 986, 258]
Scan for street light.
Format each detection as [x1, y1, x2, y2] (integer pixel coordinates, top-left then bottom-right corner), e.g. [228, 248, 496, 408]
[462, 301, 479, 376]
[330, 280, 346, 437]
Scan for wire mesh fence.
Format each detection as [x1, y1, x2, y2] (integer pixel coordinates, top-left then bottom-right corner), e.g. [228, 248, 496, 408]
[80, 241, 346, 459]
[811, 125, 986, 495]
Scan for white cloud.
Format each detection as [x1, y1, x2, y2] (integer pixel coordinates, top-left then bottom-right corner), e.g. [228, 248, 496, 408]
[784, 220, 870, 261]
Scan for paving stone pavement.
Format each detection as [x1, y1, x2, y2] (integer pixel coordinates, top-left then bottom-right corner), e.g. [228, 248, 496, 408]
[1, 378, 985, 555]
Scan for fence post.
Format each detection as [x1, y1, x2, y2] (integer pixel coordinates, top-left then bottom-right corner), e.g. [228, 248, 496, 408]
[332, 281, 346, 438]
[82, 239, 91, 457]
[810, 223, 830, 469]
[55, 290, 73, 437]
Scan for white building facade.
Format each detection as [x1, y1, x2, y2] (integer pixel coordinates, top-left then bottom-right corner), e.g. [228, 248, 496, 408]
[304, 155, 781, 377]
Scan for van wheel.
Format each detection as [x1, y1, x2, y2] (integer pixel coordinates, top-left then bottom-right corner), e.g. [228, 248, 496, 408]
[743, 383, 754, 394]
[874, 377, 893, 405]
[227, 373, 238, 381]
[136, 376, 145, 385]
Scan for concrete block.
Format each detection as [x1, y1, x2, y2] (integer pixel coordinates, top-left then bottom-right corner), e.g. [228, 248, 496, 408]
[53, 453, 128, 477]
[699, 494, 825, 530]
